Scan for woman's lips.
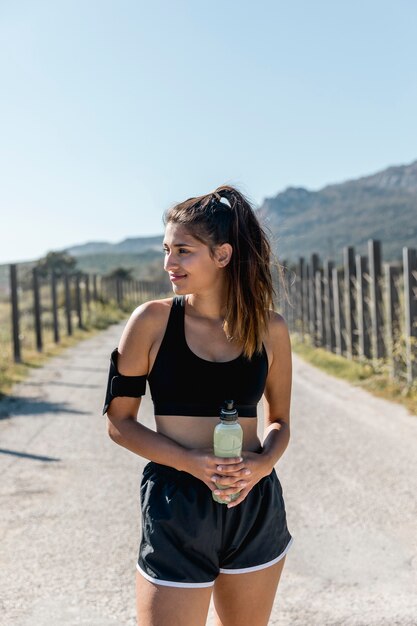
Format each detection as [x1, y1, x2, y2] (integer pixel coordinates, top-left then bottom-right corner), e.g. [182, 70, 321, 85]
[169, 274, 187, 282]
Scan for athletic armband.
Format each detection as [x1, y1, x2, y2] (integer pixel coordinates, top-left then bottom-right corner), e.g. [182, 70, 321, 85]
[102, 347, 147, 415]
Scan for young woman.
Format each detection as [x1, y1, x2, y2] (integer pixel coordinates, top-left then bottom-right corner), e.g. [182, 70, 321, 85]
[103, 185, 293, 626]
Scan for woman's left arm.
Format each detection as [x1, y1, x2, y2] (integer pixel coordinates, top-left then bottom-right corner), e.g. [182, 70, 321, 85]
[214, 312, 292, 508]
[259, 311, 292, 468]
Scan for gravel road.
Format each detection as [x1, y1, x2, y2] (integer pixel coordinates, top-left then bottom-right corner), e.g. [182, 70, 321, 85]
[1, 321, 416, 626]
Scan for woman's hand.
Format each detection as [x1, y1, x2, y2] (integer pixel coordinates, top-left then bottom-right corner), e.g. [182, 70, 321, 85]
[183, 448, 250, 496]
[210, 451, 273, 508]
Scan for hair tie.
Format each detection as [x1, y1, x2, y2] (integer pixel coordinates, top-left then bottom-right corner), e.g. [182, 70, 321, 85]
[211, 191, 232, 208]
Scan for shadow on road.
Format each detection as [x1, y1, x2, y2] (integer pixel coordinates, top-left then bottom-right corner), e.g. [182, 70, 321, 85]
[0, 448, 61, 462]
[0, 396, 89, 420]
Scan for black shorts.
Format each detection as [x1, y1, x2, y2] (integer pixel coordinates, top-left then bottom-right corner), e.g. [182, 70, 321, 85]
[137, 461, 293, 588]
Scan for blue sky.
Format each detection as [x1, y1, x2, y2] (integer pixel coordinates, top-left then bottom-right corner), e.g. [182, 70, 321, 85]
[1, 0, 416, 264]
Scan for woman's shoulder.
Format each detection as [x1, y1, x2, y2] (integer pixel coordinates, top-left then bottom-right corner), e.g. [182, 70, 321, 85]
[134, 296, 174, 320]
[266, 309, 288, 334]
[263, 310, 290, 360]
[115, 298, 174, 374]
[126, 297, 175, 336]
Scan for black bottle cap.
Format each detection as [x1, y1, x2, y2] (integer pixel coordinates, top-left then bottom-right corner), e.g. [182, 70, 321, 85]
[220, 400, 238, 421]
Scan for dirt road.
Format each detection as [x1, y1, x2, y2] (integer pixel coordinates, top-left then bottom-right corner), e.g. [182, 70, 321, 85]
[1, 322, 416, 625]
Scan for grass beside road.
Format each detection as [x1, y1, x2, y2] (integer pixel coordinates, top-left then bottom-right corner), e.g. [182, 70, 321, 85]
[291, 336, 417, 417]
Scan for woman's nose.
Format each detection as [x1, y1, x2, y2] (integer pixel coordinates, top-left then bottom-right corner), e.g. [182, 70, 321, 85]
[164, 252, 177, 271]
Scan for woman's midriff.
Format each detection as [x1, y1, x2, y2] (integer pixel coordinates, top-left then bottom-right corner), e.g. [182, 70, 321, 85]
[155, 414, 262, 452]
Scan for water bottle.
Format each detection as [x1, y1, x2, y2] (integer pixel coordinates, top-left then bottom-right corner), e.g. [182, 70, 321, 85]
[212, 400, 243, 504]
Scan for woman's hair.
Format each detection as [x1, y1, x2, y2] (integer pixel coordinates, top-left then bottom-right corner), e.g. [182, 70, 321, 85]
[163, 184, 279, 359]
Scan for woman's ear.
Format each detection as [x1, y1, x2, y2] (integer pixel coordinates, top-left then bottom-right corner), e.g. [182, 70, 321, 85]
[214, 243, 233, 268]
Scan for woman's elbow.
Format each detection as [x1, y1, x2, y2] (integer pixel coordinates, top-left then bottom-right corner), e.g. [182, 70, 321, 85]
[106, 417, 123, 443]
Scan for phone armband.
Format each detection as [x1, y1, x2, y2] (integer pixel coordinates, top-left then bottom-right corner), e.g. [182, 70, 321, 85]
[102, 347, 147, 415]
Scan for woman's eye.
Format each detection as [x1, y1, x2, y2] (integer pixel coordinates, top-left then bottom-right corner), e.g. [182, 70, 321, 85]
[179, 248, 189, 254]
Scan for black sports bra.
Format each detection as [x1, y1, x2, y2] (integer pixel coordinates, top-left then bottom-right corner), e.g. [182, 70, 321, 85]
[147, 296, 268, 417]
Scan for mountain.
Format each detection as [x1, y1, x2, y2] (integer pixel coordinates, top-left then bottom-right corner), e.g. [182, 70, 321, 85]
[63, 235, 163, 257]
[258, 160, 417, 264]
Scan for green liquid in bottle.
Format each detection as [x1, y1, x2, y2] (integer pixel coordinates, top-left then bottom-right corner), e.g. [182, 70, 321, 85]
[213, 401, 243, 504]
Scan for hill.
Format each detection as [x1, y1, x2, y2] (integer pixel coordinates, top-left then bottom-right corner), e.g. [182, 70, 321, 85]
[63, 235, 163, 257]
[259, 160, 417, 264]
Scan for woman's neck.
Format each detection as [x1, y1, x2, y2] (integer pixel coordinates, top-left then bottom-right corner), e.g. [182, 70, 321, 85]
[185, 291, 227, 321]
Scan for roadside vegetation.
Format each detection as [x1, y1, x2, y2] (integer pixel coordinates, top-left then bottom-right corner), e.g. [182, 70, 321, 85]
[291, 335, 417, 416]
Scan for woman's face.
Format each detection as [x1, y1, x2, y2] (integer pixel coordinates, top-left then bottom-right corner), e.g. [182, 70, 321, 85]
[163, 222, 226, 295]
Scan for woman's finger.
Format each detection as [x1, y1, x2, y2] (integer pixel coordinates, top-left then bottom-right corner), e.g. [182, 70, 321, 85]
[213, 482, 247, 496]
[211, 475, 247, 487]
[226, 487, 250, 508]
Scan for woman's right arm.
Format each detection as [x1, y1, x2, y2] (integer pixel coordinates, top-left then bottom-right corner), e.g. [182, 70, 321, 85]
[106, 300, 190, 469]
[105, 300, 241, 493]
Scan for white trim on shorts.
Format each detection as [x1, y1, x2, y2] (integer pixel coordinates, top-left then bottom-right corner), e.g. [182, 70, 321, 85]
[219, 537, 294, 575]
[136, 563, 215, 588]
[136, 537, 293, 587]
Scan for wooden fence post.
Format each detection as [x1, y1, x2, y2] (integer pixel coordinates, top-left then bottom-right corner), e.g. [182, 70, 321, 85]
[51, 270, 60, 344]
[280, 259, 290, 322]
[356, 255, 371, 359]
[343, 246, 357, 359]
[75, 272, 83, 329]
[332, 267, 346, 356]
[368, 240, 384, 360]
[309, 254, 319, 345]
[403, 247, 417, 384]
[385, 263, 401, 379]
[33, 267, 43, 352]
[287, 266, 295, 332]
[93, 274, 98, 301]
[64, 273, 72, 336]
[10, 264, 22, 363]
[315, 270, 325, 347]
[85, 274, 91, 313]
[302, 260, 309, 342]
[298, 258, 305, 339]
[324, 259, 335, 352]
